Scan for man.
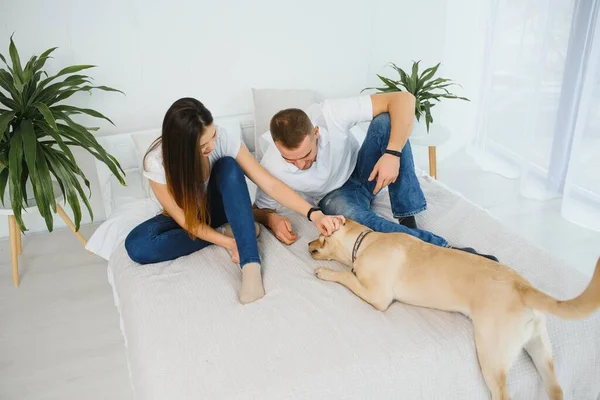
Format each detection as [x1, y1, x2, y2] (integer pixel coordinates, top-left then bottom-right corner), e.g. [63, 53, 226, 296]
[253, 92, 496, 261]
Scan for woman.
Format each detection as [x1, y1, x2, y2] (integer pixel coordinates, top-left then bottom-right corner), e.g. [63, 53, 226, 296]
[125, 98, 343, 304]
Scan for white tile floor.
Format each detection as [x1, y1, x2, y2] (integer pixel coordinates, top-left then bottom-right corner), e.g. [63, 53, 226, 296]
[436, 150, 599, 277]
[0, 152, 598, 399]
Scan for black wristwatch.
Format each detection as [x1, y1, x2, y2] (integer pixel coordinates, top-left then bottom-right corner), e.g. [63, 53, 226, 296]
[384, 149, 402, 158]
[307, 207, 322, 221]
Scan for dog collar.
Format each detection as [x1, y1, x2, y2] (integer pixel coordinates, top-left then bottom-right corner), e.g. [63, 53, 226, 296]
[352, 230, 374, 264]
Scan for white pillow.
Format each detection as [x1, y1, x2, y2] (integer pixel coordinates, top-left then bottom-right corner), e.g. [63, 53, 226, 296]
[252, 88, 321, 160]
[86, 198, 161, 261]
[110, 169, 147, 210]
[131, 129, 162, 198]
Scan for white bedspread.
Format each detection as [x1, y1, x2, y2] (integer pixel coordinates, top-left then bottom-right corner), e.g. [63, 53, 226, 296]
[107, 174, 600, 400]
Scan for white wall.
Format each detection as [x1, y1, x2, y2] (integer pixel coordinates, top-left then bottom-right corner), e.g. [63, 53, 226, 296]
[0, 0, 484, 238]
[366, 0, 487, 169]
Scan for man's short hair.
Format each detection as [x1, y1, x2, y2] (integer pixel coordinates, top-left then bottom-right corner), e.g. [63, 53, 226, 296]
[269, 108, 313, 149]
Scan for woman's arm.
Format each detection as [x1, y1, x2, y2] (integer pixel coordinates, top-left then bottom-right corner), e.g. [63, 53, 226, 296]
[236, 146, 343, 235]
[149, 180, 234, 251]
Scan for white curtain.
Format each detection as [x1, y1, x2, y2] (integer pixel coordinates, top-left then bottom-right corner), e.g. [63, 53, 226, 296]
[469, 0, 600, 231]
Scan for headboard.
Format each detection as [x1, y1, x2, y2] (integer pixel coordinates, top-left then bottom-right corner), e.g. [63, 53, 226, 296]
[95, 113, 255, 217]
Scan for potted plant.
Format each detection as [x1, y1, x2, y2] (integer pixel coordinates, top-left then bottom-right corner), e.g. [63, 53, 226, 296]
[0, 35, 125, 232]
[364, 61, 469, 132]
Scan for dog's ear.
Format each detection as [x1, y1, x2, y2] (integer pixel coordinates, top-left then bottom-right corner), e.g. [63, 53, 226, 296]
[318, 235, 325, 246]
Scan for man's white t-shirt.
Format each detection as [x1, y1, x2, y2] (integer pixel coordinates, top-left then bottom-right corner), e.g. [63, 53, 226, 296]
[143, 125, 242, 185]
[255, 95, 373, 210]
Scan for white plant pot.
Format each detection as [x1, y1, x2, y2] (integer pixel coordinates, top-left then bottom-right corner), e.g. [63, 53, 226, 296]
[2, 178, 37, 208]
[410, 117, 430, 137]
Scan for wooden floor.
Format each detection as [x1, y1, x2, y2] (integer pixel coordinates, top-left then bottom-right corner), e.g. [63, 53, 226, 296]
[0, 224, 132, 400]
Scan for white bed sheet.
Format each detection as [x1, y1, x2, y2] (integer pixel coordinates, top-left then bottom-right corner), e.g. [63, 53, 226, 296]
[107, 174, 600, 400]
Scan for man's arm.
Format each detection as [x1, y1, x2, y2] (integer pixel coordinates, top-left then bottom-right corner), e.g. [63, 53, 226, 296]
[370, 92, 416, 151]
[252, 200, 298, 245]
[367, 92, 416, 194]
[252, 204, 274, 227]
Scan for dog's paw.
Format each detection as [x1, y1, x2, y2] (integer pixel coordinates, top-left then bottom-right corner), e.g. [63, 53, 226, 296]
[314, 267, 334, 281]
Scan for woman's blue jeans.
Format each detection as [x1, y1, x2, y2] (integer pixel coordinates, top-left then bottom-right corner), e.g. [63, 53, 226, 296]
[125, 157, 261, 267]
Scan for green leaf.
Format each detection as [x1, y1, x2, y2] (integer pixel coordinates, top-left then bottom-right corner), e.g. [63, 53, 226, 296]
[23, 69, 45, 101]
[0, 68, 21, 102]
[388, 62, 406, 78]
[20, 120, 37, 177]
[43, 146, 85, 229]
[8, 127, 25, 230]
[42, 147, 66, 200]
[410, 61, 420, 87]
[46, 83, 119, 106]
[46, 88, 80, 105]
[80, 85, 124, 95]
[419, 63, 441, 84]
[423, 102, 432, 132]
[55, 150, 92, 217]
[0, 111, 15, 141]
[55, 64, 95, 78]
[421, 77, 452, 91]
[387, 64, 409, 90]
[422, 93, 470, 101]
[51, 105, 115, 125]
[376, 74, 399, 90]
[8, 34, 24, 84]
[35, 120, 77, 165]
[31, 72, 90, 105]
[57, 120, 125, 184]
[0, 168, 8, 206]
[19, 162, 30, 205]
[22, 56, 36, 82]
[35, 103, 59, 132]
[29, 144, 56, 231]
[32, 47, 58, 74]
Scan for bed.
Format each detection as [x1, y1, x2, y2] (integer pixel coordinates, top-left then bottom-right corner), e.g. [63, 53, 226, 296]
[88, 114, 600, 399]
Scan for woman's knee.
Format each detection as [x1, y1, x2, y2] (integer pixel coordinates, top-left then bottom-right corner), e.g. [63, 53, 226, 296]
[213, 157, 245, 186]
[125, 230, 150, 264]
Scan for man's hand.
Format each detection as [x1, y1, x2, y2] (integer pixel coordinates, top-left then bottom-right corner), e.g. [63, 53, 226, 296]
[267, 213, 298, 245]
[311, 211, 345, 236]
[369, 153, 400, 194]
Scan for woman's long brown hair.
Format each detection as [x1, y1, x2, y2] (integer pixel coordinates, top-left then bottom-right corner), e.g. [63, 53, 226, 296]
[144, 98, 214, 235]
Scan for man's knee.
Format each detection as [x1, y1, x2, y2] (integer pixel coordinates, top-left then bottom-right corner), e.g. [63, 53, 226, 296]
[367, 113, 391, 139]
[320, 194, 362, 221]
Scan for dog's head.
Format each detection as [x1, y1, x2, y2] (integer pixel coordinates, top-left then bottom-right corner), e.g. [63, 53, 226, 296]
[308, 219, 364, 266]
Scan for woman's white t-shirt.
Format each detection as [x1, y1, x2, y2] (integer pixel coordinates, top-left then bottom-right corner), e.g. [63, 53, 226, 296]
[143, 125, 242, 185]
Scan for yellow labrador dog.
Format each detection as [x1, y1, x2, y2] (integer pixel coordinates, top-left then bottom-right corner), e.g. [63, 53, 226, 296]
[309, 219, 600, 400]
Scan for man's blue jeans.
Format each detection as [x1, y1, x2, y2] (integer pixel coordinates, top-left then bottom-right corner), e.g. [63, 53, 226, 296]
[319, 113, 448, 247]
[125, 157, 261, 266]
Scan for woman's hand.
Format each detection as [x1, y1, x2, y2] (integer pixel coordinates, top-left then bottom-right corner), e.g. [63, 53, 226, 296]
[311, 211, 345, 236]
[226, 238, 240, 264]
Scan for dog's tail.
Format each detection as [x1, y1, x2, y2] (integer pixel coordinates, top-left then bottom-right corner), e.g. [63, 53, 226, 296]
[518, 258, 600, 320]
